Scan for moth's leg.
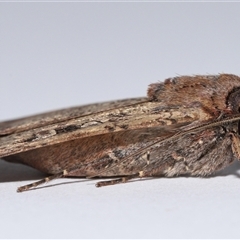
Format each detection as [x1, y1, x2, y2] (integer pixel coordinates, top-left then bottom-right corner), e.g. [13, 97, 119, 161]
[95, 172, 143, 187]
[17, 170, 69, 192]
[230, 133, 240, 160]
[18, 172, 141, 191]
[217, 111, 225, 120]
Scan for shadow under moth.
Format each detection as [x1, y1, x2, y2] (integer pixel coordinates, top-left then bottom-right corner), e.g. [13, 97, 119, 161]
[1, 74, 240, 192]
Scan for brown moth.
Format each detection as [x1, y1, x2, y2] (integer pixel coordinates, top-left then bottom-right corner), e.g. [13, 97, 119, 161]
[1, 74, 240, 192]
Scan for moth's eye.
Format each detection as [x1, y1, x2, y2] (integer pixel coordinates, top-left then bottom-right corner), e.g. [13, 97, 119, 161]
[228, 88, 240, 113]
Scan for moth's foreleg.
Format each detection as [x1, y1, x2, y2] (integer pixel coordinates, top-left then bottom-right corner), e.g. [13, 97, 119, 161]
[17, 170, 68, 192]
[230, 133, 240, 160]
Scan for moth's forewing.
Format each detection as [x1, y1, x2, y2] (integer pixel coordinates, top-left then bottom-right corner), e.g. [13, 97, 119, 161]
[0, 97, 210, 159]
[0, 98, 147, 135]
[0, 98, 148, 157]
[1, 99, 210, 174]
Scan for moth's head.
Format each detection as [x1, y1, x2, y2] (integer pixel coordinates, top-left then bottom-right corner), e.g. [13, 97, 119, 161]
[228, 87, 240, 113]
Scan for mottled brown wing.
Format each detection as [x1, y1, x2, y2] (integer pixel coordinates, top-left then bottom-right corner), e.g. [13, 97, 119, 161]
[0, 97, 210, 158]
[0, 98, 147, 135]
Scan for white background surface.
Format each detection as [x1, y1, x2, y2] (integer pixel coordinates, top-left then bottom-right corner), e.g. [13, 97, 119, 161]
[1, 2, 240, 238]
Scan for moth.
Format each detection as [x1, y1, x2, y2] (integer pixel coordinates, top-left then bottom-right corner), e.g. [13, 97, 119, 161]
[1, 74, 240, 192]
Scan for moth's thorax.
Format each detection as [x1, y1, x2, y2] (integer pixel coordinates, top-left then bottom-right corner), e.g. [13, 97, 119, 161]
[148, 74, 240, 117]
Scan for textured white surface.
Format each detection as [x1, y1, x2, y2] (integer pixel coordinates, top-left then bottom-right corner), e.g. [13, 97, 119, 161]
[1, 2, 240, 238]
